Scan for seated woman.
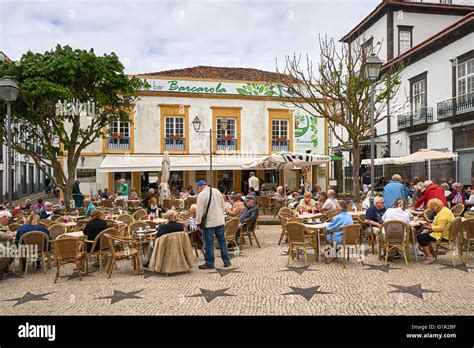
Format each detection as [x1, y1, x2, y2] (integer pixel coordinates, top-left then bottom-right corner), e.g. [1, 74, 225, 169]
[325, 200, 353, 260]
[226, 194, 246, 217]
[15, 213, 51, 270]
[297, 192, 316, 211]
[83, 198, 96, 219]
[417, 198, 455, 265]
[129, 188, 139, 200]
[83, 210, 108, 253]
[147, 197, 164, 218]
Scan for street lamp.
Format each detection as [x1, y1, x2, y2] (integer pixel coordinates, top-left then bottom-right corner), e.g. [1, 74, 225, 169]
[0, 77, 19, 214]
[192, 115, 228, 188]
[364, 53, 383, 204]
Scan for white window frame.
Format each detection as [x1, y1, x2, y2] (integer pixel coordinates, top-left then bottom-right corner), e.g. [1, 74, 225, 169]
[457, 57, 474, 97]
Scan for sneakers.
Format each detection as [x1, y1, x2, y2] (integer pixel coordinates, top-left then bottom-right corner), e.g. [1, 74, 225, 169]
[198, 263, 214, 270]
[392, 251, 401, 260]
[416, 249, 425, 257]
[424, 256, 435, 264]
[224, 261, 232, 268]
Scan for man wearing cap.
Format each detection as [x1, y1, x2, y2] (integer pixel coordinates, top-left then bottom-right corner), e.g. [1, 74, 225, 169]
[196, 180, 231, 269]
[236, 194, 259, 245]
[248, 172, 260, 196]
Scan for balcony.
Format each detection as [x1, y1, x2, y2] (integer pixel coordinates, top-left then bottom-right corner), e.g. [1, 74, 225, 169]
[437, 93, 474, 122]
[395, 0, 474, 5]
[397, 107, 433, 132]
[272, 139, 290, 152]
[164, 136, 185, 151]
[107, 136, 130, 150]
[216, 138, 237, 151]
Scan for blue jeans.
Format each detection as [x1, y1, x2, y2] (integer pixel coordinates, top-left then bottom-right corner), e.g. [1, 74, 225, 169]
[203, 225, 230, 266]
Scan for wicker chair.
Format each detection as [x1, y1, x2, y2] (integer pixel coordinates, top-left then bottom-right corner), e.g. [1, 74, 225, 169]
[50, 237, 88, 283]
[115, 199, 125, 208]
[184, 197, 197, 210]
[163, 199, 173, 210]
[286, 222, 317, 266]
[38, 222, 50, 230]
[435, 217, 463, 266]
[84, 227, 117, 271]
[358, 214, 376, 255]
[258, 196, 273, 215]
[339, 224, 362, 269]
[38, 219, 53, 227]
[100, 199, 113, 208]
[325, 210, 338, 221]
[277, 212, 293, 245]
[7, 223, 21, 232]
[238, 219, 260, 249]
[133, 209, 148, 220]
[75, 219, 89, 231]
[423, 209, 435, 223]
[461, 218, 474, 265]
[129, 221, 150, 234]
[288, 217, 304, 223]
[224, 218, 240, 251]
[279, 207, 293, 215]
[451, 203, 465, 217]
[48, 223, 67, 240]
[379, 220, 409, 266]
[116, 214, 135, 225]
[18, 231, 51, 275]
[104, 233, 141, 279]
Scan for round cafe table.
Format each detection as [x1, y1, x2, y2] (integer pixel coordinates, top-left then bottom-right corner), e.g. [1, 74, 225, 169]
[298, 212, 324, 220]
[140, 218, 167, 224]
[304, 222, 331, 262]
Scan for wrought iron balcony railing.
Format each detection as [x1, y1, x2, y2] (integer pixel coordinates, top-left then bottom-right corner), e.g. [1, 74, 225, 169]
[437, 93, 474, 121]
[397, 107, 433, 131]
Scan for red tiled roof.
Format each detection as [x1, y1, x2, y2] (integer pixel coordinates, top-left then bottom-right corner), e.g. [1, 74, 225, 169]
[340, 0, 474, 43]
[0, 51, 11, 63]
[382, 12, 474, 69]
[141, 65, 297, 83]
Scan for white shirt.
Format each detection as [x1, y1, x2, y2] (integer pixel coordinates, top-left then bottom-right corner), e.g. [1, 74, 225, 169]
[248, 176, 260, 191]
[196, 187, 226, 228]
[382, 207, 412, 225]
[322, 198, 337, 212]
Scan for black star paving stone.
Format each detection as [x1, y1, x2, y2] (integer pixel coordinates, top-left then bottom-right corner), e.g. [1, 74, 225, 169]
[212, 267, 243, 277]
[439, 263, 474, 273]
[282, 285, 332, 301]
[387, 284, 440, 299]
[188, 288, 235, 303]
[362, 263, 401, 273]
[65, 270, 96, 281]
[96, 289, 144, 305]
[3, 291, 54, 307]
[280, 265, 317, 276]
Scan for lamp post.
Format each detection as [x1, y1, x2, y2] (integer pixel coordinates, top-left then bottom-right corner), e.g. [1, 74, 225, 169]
[192, 115, 228, 188]
[364, 53, 383, 204]
[0, 77, 19, 214]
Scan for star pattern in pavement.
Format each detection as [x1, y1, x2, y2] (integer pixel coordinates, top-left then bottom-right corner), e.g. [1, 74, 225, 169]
[65, 270, 96, 281]
[188, 288, 235, 303]
[362, 263, 401, 273]
[280, 265, 317, 276]
[3, 292, 54, 307]
[388, 284, 440, 299]
[212, 267, 243, 277]
[95, 289, 144, 305]
[282, 285, 331, 301]
[439, 263, 473, 273]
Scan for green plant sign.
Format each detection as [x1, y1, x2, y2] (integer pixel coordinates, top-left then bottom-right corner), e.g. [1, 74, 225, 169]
[294, 114, 318, 149]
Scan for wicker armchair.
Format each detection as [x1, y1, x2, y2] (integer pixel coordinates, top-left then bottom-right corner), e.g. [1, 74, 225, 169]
[184, 197, 197, 210]
[38, 219, 53, 226]
[48, 223, 67, 240]
[7, 223, 21, 232]
[163, 199, 173, 210]
[451, 203, 465, 217]
[129, 221, 150, 234]
[286, 222, 317, 266]
[379, 220, 409, 266]
[279, 207, 293, 215]
[258, 196, 273, 215]
[18, 231, 51, 275]
[358, 214, 376, 255]
[50, 237, 88, 283]
[435, 217, 463, 266]
[461, 218, 474, 265]
[100, 199, 113, 208]
[133, 209, 148, 220]
[224, 218, 240, 251]
[238, 219, 260, 249]
[423, 209, 435, 223]
[84, 227, 117, 271]
[116, 214, 135, 225]
[277, 212, 293, 245]
[325, 210, 338, 221]
[75, 219, 89, 231]
[104, 233, 141, 279]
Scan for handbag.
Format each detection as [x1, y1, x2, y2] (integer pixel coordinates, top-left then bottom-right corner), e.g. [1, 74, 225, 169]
[197, 187, 213, 232]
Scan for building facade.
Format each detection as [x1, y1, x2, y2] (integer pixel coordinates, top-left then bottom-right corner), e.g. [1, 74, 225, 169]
[334, 0, 474, 189]
[68, 66, 328, 196]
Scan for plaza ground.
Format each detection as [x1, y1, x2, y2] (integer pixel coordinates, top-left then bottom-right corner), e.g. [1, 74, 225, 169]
[1, 225, 473, 315]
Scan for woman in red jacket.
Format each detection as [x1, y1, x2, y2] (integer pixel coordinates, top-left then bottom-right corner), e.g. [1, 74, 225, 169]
[414, 181, 447, 209]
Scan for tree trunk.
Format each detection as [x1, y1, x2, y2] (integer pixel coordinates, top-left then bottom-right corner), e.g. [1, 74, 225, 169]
[63, 186, 72, 210]
[352, 142, 361, 202]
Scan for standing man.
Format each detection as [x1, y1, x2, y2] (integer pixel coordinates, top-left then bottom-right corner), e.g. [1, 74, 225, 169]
[382, 174, 405, 209]
[196, 179, 231, 269]
[118, 178, 129, 202]
[248, 172, 260, 196]
[361, 167, 371, 195]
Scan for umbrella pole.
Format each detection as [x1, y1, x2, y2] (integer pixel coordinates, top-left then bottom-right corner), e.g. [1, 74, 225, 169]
[428, 159, 431, 181]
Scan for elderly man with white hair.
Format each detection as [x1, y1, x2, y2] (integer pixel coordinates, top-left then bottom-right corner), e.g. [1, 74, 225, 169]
[321, 189, 337, 213]
[39, 202, 54, 220]
[382, 174, 405, 209]
[156, 210, 184, 238]
[0, 210, 13, 241]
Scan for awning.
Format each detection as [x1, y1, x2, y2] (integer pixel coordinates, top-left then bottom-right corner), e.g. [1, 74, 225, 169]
[98, 154, 263, 173]
[331, 154, 343, 161]
[361, 157, 400, 165]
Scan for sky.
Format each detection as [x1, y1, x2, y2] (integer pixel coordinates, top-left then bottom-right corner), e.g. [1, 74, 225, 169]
[0, 0, 379, 74]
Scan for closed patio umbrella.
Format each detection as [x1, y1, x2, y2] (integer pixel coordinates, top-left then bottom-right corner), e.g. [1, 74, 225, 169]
[159, 152, 171, 205]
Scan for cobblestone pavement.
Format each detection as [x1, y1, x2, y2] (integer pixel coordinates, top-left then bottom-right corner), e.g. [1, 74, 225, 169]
[1, 225, 473, 315]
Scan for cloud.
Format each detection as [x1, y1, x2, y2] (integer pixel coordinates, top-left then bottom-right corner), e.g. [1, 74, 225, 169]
[0, 0, 379, 74]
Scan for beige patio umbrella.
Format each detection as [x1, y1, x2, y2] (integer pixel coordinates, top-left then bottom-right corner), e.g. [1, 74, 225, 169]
[394, 149, 456, 180]
[159, 151, 171, 205]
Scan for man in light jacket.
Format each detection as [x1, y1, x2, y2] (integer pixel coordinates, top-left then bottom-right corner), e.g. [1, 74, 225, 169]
[196, 180, 231, 269]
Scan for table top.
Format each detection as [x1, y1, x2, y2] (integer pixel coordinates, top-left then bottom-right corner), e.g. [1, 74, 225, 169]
[65, 231, 85, 238]
[298, 212, 324, 219]
[140, 218, 168, 224]
[348, 211, 366, 216]
[304, 222, 331, 230]
[408, 209, 425, 215]
[64, 222, 77, 227]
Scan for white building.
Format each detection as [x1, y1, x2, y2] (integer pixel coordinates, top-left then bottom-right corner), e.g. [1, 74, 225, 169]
[333, 0, 474, 188]
[70, 66, 328, 196]
[0, 52, 54, 201]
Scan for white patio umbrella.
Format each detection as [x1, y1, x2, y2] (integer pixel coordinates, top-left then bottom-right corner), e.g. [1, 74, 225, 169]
[392, 149, 456, 180]
[361, 157, 401, 165]
[241, 152, 331, 197]
[159, 151, 171, 205]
